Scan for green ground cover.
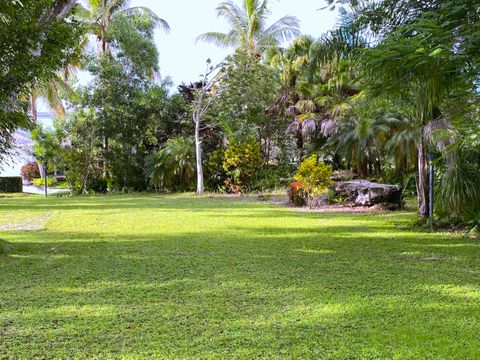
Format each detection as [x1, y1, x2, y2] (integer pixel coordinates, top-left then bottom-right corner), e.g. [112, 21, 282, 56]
[0, 194, 479, 359]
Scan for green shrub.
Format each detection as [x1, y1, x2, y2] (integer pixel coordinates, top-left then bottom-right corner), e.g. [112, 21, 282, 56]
[294, 155, 333, 208]
[326, 189, 344, 204]
[223, 137, 263, 192]
[88, 178, 109, 193]
[204, 149, 227, 191]
[0, 177, 22, 193]
[32, 177, 58, 188]
[436, 163, 480, 225]
[251, 164, 294, 192]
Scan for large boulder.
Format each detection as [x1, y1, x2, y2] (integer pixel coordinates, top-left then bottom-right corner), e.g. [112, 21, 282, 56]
[333, 180, 402, 209]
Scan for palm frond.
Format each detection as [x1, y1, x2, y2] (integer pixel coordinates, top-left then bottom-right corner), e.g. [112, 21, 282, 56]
[196, 31, 238, 48]
[216, 1, 247, 30]
[121, 6, 170, 32]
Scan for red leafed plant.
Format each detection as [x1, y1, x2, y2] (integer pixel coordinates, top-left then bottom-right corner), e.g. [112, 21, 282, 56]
[224, 178, 242, 194]
[287, 180, 306, 206]
[20, 162, 40, 181]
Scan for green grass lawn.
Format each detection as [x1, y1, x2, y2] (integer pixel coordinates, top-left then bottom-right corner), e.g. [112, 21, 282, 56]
[1, 194, 479, 359]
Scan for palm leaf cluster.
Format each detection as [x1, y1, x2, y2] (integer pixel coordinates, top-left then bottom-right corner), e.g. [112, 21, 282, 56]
[197, 0, 300, 56]
[145, 137, 196, 191]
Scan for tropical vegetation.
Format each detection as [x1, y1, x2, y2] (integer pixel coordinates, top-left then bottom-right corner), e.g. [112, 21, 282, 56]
[1, 0, 479, 223]
[1, 1, 480, 358]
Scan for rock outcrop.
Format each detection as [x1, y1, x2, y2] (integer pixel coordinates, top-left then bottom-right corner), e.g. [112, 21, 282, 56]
[333, 180, 403, 209]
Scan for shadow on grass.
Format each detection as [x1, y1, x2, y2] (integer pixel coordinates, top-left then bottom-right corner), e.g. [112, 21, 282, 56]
[0, 195, 479, 358]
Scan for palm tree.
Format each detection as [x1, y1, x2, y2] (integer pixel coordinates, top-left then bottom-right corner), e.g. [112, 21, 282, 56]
[87, 0, 170, 56]
[267, 35, 314, 159]
[197, 0, 300, 56]
[28, 73, 77, 123]
[268, 29, 363, 162]
[382, 112, 419, 176]
[145, 137, 196, 191]
[363, 32, 462, 218]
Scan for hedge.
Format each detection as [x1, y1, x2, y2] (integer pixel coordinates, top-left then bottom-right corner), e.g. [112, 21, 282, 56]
[0, 177, 23, 193]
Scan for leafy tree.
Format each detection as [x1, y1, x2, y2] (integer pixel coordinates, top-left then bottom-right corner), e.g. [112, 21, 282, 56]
[31, 123, 62, 195]
[360, 12, 472, 218]
[74, 5, 168, 188]
[209, 50, 285, 160]
[87, 59, 166, 190]
[82, 0, 169, 177]
[197, 0, 300, 56]
[0, 0, 83, 165]
[58, 108, 102, 194]
[191, 60, 224, 194]
[326, 0, 480, 220]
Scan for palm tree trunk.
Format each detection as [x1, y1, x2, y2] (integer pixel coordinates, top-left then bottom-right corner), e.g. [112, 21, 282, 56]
[416, 141, 429, 218]
[296, 129, 304, 161]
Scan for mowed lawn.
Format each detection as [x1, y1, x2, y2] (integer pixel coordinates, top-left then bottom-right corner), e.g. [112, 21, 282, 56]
[0, 194, 479, 359]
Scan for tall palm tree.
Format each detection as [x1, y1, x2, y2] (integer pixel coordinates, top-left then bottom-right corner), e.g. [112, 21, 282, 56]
[197, 0, 300, 56]
[364, 31, 462, 218]
[267, 35, 314, 159]
[268, 29, 363, 161]
[88, 0, 170, 56]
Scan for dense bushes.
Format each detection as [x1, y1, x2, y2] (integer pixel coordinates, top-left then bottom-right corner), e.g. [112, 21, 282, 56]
[20, 163, 40, 181]
[145, 137, 196, 191]
[0, 177, 22, 193]
[204, 149, 227, 190]
[88, 178, 109, 193]
[437, 161, 480, 225]
[223, 137, 263, 192]
[32, 177, 58, 188]
[289, 155, 333, 208]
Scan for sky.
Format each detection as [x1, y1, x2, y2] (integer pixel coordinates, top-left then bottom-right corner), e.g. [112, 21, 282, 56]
[124, 0, 340, 86]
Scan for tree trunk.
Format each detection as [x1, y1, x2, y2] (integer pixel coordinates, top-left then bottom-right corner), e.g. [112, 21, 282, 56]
[195, 115, 204, 194]
[416, 141, 429, 218]
[30, 93, 38, 123]
[358, 158, 368, 178]
[193, 89, 204, 195]
[38, 0, 76, 27]
[102, 136, 109, 178]
[296, 129, 304, 161]
[375, 159, 382, 176]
